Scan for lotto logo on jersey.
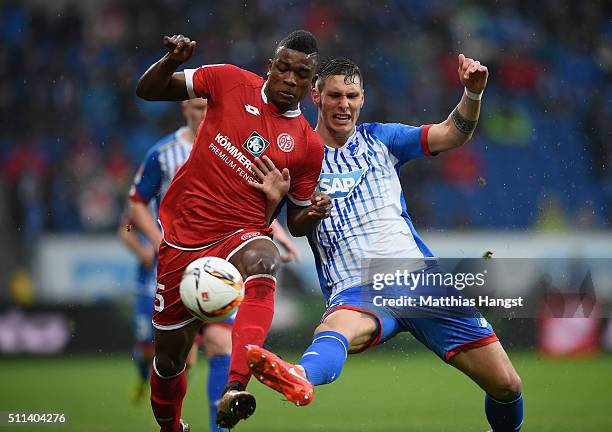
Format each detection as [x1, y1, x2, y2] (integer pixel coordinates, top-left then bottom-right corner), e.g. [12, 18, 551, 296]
[318, 168, 367, 199]
[243, 131, 270, 157]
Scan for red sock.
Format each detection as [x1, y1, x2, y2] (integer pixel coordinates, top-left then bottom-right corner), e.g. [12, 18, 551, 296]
[150, 359, 187, 432]
[228, 275, 276, 387]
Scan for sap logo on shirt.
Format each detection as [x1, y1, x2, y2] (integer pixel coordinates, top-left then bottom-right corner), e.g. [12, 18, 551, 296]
[318, 168, 367, 199]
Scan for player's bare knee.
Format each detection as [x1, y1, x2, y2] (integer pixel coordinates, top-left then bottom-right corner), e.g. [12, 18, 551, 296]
[242, 246, 280, 276]
[507, 372, 523, 396]
[203, 326, 232, 357]
[203, 344, 230, 357]
[491, 371, 522, 400]
[314, 322, 337, 336]
[154, 353, 185, 377]
[314, 323, 364, 352]
[315, 315, 375, 352]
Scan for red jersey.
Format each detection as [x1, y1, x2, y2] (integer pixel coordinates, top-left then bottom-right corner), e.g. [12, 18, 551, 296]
[158, 64, 323, 249]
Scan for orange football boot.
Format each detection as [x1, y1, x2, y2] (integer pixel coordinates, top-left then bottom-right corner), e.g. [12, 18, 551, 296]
[246, 346, 314, 406]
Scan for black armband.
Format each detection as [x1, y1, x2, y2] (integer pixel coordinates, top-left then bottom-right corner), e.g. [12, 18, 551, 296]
[451, 107, 478, 134]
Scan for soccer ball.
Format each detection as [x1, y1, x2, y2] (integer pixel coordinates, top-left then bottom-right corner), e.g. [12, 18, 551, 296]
[180, 257, 244, 322]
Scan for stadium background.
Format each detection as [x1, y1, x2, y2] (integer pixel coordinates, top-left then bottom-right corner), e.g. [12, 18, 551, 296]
[1, 0, 611, 431]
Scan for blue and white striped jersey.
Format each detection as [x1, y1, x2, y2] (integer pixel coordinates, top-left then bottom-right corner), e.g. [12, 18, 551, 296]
[308, 122, 435, 300]
[129, 127, 193, 216]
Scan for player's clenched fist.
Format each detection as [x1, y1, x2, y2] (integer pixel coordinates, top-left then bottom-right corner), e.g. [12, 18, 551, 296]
[163, 34, 196, 63]
[458, 53, 488, 94]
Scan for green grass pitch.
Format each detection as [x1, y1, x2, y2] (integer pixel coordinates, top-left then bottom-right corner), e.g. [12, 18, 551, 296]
[1, 351, 611, 431]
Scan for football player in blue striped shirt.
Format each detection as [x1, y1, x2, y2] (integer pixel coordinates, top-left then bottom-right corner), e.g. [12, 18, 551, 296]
[248, 57, 523, 432]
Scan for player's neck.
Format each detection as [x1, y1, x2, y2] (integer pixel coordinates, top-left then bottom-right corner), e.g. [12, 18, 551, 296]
[315, 123, 352, 149]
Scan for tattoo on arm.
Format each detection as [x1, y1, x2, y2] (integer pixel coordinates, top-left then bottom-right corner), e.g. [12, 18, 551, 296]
[451, 107, 477, 134]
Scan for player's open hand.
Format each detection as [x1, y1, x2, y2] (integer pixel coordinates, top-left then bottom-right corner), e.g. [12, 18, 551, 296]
[308, 192, 332, 219]
[163, 34, 196, 63]
[458, 54, 488, 94]
[249, 156, 290, 203]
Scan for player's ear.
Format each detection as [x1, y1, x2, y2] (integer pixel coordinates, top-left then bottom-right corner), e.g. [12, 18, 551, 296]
[311, 86, 321, 107]
[267, 58, 273, 76]
[360, 88, 365, 109]
[311, 73, 318, 89]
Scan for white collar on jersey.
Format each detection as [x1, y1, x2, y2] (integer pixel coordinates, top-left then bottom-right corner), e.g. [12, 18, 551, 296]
[261, 83, 301, 118]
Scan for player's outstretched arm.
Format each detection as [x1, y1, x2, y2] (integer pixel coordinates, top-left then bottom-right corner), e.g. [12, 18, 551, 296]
[117, 213, 155, 270]
[128, 200, 163, 250]
[427, 54, 489, 154]
[136, 34, 196, 101]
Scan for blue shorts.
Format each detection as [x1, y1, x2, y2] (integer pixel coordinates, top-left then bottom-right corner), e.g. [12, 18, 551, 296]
[134, 292, 155, 345]
[323, 264, 498, 362]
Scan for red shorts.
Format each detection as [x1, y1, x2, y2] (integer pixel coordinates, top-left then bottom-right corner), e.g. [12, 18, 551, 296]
[152, 228, 274, 330]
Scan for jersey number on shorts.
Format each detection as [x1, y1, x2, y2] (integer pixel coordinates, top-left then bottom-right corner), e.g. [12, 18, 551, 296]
[154, 283, 165, 312]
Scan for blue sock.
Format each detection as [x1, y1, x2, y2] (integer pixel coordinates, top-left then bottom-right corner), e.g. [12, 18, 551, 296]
[485, 393, 524, 431]
[298, 331, 348, 386]
[133, 347, 150, 382]
[208, 355, 230, 432]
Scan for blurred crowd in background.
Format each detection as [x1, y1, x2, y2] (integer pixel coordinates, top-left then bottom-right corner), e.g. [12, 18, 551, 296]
[1, 0, 611, 245]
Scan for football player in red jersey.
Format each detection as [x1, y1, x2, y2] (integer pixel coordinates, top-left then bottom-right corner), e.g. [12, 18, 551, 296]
[136, 30, 330, 431]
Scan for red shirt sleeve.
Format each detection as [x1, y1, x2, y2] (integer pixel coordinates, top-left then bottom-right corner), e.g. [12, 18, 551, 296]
[184, 64, 244, 100]
[288, 128, 324, 206]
